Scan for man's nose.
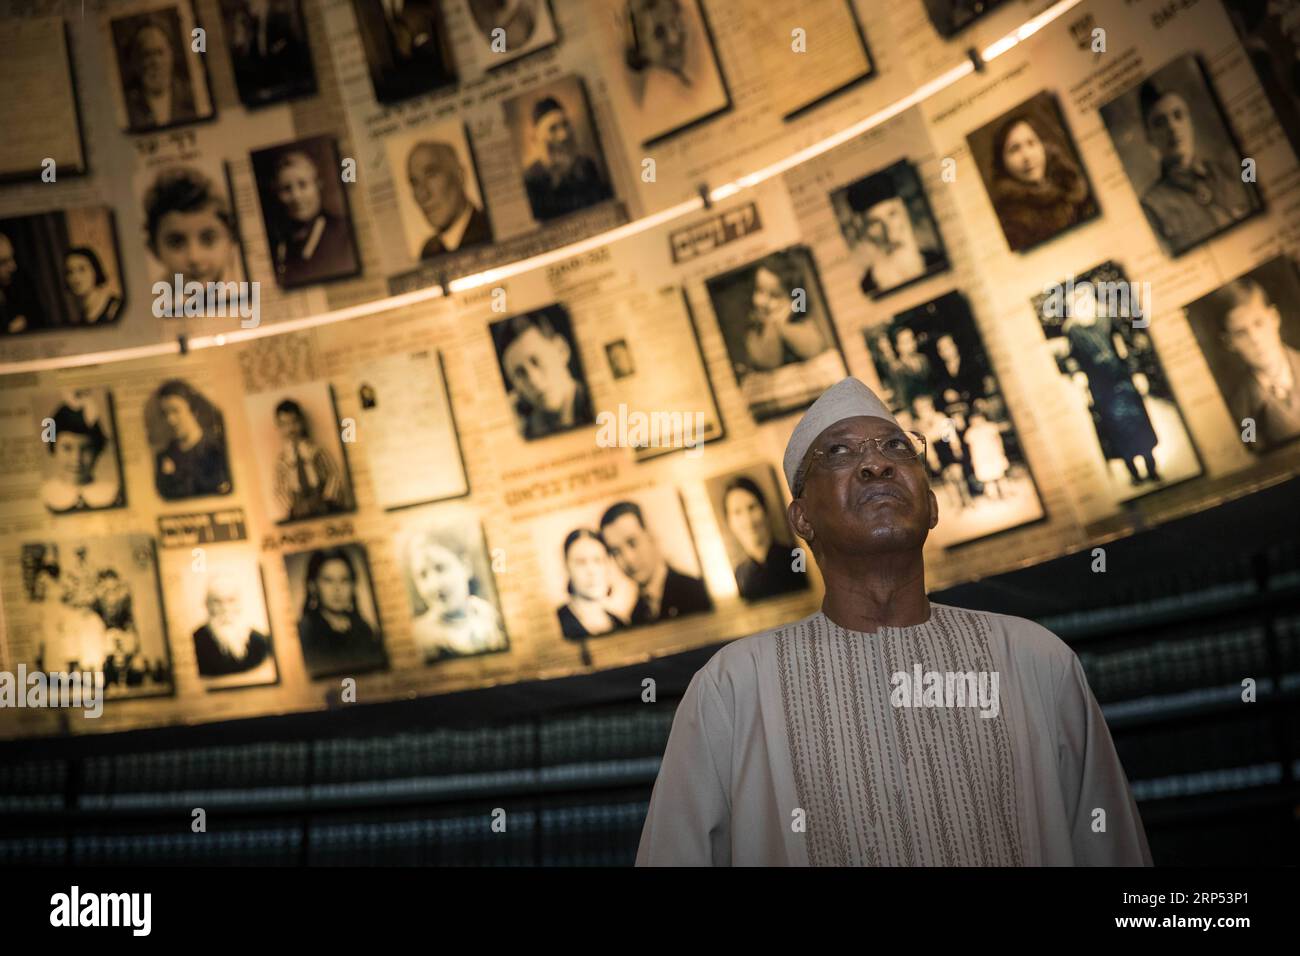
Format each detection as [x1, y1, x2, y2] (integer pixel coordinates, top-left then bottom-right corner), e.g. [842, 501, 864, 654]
[857, 451, 895, 479]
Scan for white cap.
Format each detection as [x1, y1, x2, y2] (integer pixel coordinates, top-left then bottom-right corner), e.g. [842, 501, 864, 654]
[782, 377, 898, 495]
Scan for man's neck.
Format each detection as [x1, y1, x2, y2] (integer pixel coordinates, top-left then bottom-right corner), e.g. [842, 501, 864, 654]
[818, 550, 929, 632]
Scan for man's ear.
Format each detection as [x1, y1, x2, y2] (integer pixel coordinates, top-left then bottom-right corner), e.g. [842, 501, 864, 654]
[787, 496, 813, 541]
[927, 487, 940, 530]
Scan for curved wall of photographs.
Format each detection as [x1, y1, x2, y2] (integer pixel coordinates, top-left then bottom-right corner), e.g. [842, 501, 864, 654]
[1, 0, 1299, 738]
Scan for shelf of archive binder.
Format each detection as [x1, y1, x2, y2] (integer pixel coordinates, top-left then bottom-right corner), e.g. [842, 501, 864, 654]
[1129, 776, 1300, 829]
[1100, 677, 1300, 735]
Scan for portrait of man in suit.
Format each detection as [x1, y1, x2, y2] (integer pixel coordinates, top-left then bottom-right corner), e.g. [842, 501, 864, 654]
[113, 9, 206, 132]
[405, 139, 493, 259]
[599, 500, 712, 624]
[352, 0, 456, 103]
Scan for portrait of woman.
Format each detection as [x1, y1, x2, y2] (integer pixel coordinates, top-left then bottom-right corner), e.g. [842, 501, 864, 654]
[556, 528, 628, 641]
[293, 546, 386, 678]
[147, 379, 232, 500]
[271, 397, 349, 522]
[740, 252, 828, 372]
[969, 93, 1099, 252]
[717, 475, 807, 603]
[404, 526, 509, 664]
[63, 247, 122, 326]
[40, 390, 124, 514]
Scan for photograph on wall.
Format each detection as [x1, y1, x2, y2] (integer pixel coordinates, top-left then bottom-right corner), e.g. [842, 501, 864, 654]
[34, 386, 126, 515]
[169, 552, 277, 690]
[1099, 53, 1262, 257]
[601, 0, 730, 146]
[489, 304, 596, 441]
[966, 91, 1099, 253]
[144, 378, 233, 501]
[704, 245, 848, 423]
[284, 542, 387, 678]
[384, 119, 492, 265]
[351, 0, 457, 103]
[219, 0, 317, 107]
[866, 291, 1044, 547]
[529, 486, 713, 650]
[1030, 261, 1201, 498]
[0, 17, 85, 181]
[705, 464, 809, 603]
[503, 75, 615, 224]
[138, 159, 247, 288]
[461, 0, 557, 68]
[356, 350, 468, 509]
[1225, 0, 1300, 162]
[1184, 255, 1300, 453]
[745, 0, 873, 120]
[923, 0, 1008, 39]
[105, 1, 215, 133]
[251, 135, 362, 288]
[830, 159, 949, 298]
[21, 535, 173, 700]
[0, 207, 124, 335]
[244, 381, 355, 524]
[396, 508, 509, 664]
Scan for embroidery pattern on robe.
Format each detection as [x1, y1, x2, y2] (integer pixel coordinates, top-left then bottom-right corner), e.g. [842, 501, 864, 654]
[775, 607, 1026, 865]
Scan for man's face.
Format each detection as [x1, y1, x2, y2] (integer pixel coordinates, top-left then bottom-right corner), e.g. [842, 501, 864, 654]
[632, 0, 687, 73]
[895, 327, 917, 357]
[275, 158, 322, 224]
[154, 206, 232, 284]
[408, 145, 467, 232]
[206, 580, 243, 626]
[315, 559, 354, 615]
[0, 236, 16, 286]
[1223, 294, 1285, 370]
[535, 109, 576, 174]
[601, 513, 662, 587]
[503, 326, 573, 413]
[936, 335, 959, 364]
[1145, 92, 1195, 165]
[725, 488, 771, 560]
[790, 416, 938, 558]
[135, 26, 173, 95]
[276, 410, 305, 441]
[864, 198, 914, 254]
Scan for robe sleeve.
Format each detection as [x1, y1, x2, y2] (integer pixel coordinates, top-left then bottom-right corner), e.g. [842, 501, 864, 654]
[636, 666, 733, 866]
[1055, 651, 1153, 866]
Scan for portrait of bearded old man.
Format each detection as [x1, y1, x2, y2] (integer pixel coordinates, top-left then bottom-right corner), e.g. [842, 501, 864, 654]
[637, 376, 1151, 866]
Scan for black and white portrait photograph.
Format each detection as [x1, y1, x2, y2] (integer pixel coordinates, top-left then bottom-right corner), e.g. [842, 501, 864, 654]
[0, 207, 124, 335]
[830, 159, 949, 298]
[351, 0, 457, 104]
[220, 0, 317, 106]
[490, 304, 596, 441]
[866, 291, 1044, 548]
[138, 160, 246, 288]
[922, 0, 1007, 38]
[1100, 53, 1262, 257]
[397, 509, 509, 664]
[529, 486, 712, 652]
[705, 464, 810, 603]
[1031, 262, 1201, 499]
[145, 379, 233, 500]
[251, 135, 361, 288]
[106, 2, 214, 133]
[245, 382, 355, 524]
[504, 75, 615, 223]
[605, 338, 635, 379]
[385, 120, 492, 264]
[463, 0, 557, 68]
[285, 543, 387, 679]
[704, 245, 848, 422]
[1226, 0, 1300, 161]
[168, 553, 277, 690]
[22, 536, 172, 700]
[604, 0, 730, 146]
[35, 386, 125, 515]
[1184, 255, 1300, 453]
[967, 91, 1099, 253]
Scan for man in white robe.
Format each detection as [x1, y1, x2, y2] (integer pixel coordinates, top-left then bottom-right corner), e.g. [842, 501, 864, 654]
[636, 377, 1152, 866]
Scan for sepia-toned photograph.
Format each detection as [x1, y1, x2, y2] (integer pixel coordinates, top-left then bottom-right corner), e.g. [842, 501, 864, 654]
[251, 135, 361, 288]
[220, 0, 317, 107]
[704, 245, 848, 422]
[145, 378, 233, 500]
[397, 509, 509, 664]
[168, 552, 278, 690]
[529, 486, 712, 651]
[385, 119, 492, 264]
[606, 0, 730, 146]
[22, 536, 173, 700]
[705, 464, 810, 603]
[866, 291, 1044, 548]
[830, 159, 949, 298]
[503, 75, 615, 223]
[1030, 261, 1201, 499]
[139, 160, 246, 288]
[463, 0, 557, 68]
[245, 381, 355, 524]
[1184, 255, 1300, 453]
[285, 542, 387, 679]
[0, 208, 124, 335]
[922, 0, 1008, 38]
[351, 0, 457, 104]
[1100, 53, 1262, 257]
[605, 338, 635, 379]
[490, 304, 596, 440]
[34, 386, 126, 515]
[0, 17, 85, 181]
[967, 91, 1099, 253]
[1226, 0, 1300, 162]
[106, 2, 215, 133]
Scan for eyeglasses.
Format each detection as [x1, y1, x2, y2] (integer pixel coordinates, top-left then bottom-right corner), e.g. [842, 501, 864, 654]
[809, 430, 927, 472]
